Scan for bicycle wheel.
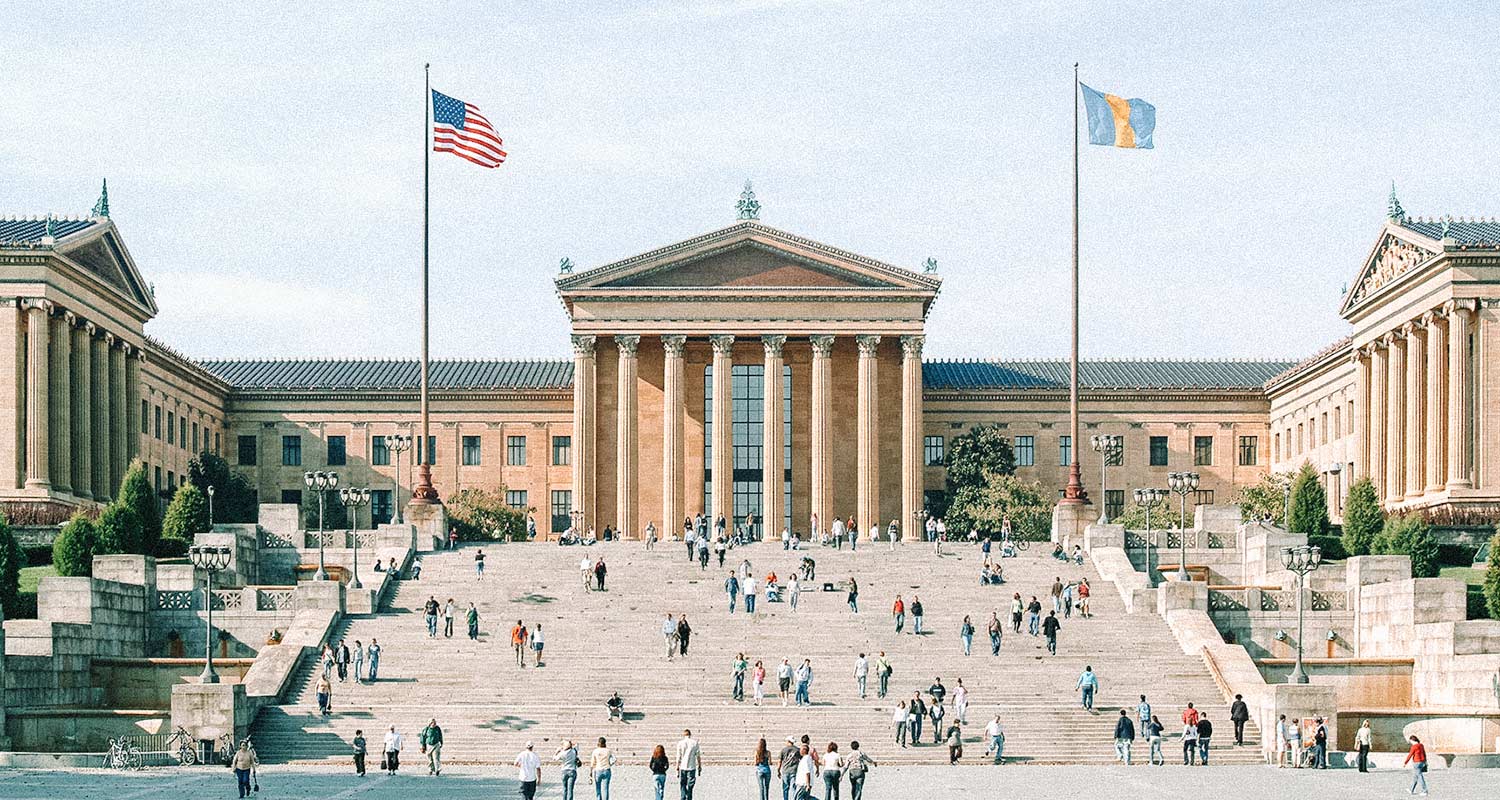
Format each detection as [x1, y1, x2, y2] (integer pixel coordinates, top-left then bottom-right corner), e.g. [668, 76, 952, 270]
[126, 746, 144, 770]
[1015, 539, 1029, 551]
[179, 745, 198, 766]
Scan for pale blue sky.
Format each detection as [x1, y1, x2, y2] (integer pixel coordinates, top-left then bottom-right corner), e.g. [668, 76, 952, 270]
[5, 1, 1496, 361]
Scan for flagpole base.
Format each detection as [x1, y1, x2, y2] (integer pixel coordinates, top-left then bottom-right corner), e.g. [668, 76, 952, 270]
[1059, 462, 1089, 505]
[410, 463, 441, 505]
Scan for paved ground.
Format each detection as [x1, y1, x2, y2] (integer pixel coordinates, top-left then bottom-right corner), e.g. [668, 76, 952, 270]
[0, 763, 1473, 799]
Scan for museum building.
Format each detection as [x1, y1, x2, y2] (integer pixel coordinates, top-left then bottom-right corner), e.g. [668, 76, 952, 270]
[2, 188, 1496, 537]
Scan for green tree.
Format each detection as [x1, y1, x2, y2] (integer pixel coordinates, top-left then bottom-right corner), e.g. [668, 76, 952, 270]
[944, 473, 1052, 541]
[301, 489, 348, 531]
[1341, 478, 1383, 556]
[1287, 463, 1330, 537]
[448, 487, 530, 541]
[1376, 513, 1440, 578]
[1113, 498, 1172, 531]
[0, 512, 22, 620]
[116, 460, 161, 555]
[53, 513, 97, 577]
[187, 451, 259, 523]
[94, 504, 145, 556]
[944, 425, 1017, 494]
[161, 482, 211, 544]
[1235, 470, 1294, 528]
[1483, 531, 1500, 621]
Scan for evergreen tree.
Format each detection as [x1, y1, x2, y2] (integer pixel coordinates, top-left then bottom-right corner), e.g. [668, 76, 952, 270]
[53, 513, 97, 577]
[0, 512, 21, 620]
[162, 483, 211, 543]
[1287, 463, 1329, 537]
[186, 451, 259, 523]
[117, 460, 161, 554]
[1483, 532, 1500, 621]
[1377, 513, 1440, 578]
[1340, 478, 1383, 556]
[95, 504, 145, 556]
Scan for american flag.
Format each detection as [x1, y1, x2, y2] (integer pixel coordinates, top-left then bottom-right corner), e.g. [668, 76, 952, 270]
[431, 89, 507, 168]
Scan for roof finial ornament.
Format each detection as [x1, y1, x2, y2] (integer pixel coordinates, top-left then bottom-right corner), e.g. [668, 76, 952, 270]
[91, 178, 110, 218]
[559, 257, 574, 274]
[735, 180, 761, 221]
[40, 214, 56, 247]
[922, 257, 938, 274]
[1387, 181, 1405, 222]
[1440, 214, 1452, 239]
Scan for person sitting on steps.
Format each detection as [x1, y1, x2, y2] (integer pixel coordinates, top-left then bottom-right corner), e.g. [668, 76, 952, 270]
[606, 692, 625, 722]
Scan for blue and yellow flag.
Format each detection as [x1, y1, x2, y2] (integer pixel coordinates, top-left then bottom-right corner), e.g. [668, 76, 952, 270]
[1080, 84, 1155, 149]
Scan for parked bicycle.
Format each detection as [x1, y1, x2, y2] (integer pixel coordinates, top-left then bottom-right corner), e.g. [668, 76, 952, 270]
[165, 727, 198, 766]
[103, 737, 143, 770]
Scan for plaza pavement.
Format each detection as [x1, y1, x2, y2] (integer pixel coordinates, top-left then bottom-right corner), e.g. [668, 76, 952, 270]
[0, 763, 1474, 799]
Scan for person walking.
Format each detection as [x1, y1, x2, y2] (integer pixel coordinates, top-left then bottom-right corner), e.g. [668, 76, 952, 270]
[893, 702, 909, 748]
[515, 742, 542, 800]
[532, 623, 546, 666]
[854, 653, 869, 699]
[885, 520, 896, 552]
[590, 736, 615, 800]
[1311, 716, 1328, 768]
[1355, 719, 1373, 773]
[794, 744, 816, 800]
[844, 742, 874, 800]
[874, 651, 892, 699]
[1009, 593, 1023, 634]
[467, 602, 480, 640]
[752, 660, 767, 705]
[953, 679, 969, 724]
[959, 615, 974, 656]
[733, 653, 749, 702]
[1288, 717, 1303, 769]
[662, 614, 677, 661]
[352, 729, 367, 776]
[352, 640, 365, 683]
[1042, 610, 1061, 655]
[1026, 596, 1042, 636]
[1230, 694, 1250, 746]
[985, 715, 1005, 764]
[594, 557, 608, 591]
[335, 639, 350, 681]
[1196, 713, 1213, 765]
[778, 737, 802, 800]
[424, 595, 440, 638]
[987, 612, 1003, 656]
[1050, 576, 1064, 614]
[909, 692, 926, 744]
[1137, 695, 1152, 735]
[892, 595, 905, 633]
[744, 574, 758, 615]
[475, 548, 486, 579]
[676, 616, 692, 657]
[1146, 715, 1165, 765]
[846, 577, 859, 614]
[1114, 710, 1136, 765]
[645, 520, 657, 549]
[230, 740, 258, 798]
[650, 745, 670, 800]
[383, 725, 404, 776]
[581, 555, 594, 590]
[753, 739, 773, 800]
[789, 574, 801, 610]
[1181, 720, 1199, 765]
[725, 571, 740, 614]
[316, 674, 333, 715]
[512, 620, 530, 667]
[698, 535, 710, 570]
[911, 596, 925, 634]
[1404, 735, 1429, 795]
[675, 729, 702, 800]
[442, 598, 456, 638]
[777, 658, 793, 707]
[1075, 665, 1098, 711]
[1078, 577, 1092, 617]
[928, 695, 946, 744]
[420, 718, 444, 776]
[819, 742, 843, 800]
[1063, 581, 1075, 618]
[554, 740, 579, 800]
[366, 638, 381, 682]
[795, 659, 814, 706]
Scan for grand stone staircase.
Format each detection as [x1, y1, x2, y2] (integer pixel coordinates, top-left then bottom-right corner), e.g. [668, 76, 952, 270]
[249, 540, 1261, 765]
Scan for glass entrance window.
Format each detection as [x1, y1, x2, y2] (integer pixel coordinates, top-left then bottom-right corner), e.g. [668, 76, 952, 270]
[704, 363, 791, 536]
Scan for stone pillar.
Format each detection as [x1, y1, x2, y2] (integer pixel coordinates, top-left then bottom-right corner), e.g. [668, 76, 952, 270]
[1384, 332, 1405, 502]
[22, 300, 51, 491]
[50, 311, 72, 494]
[1368, 343, 1386, 500]
[72, 322, 93, 501]
[660, 335, 686, 540]
[761, 335, 786, 539]
[1403, 323, 1424, 500]
[614, 334, 640, 538]
[855, 335, 881, 532]
[570, 334, 597, 528]
[1424, 312, 1446, 493]
[809, 335, 834, 537]
[125, 347, 142, 465]
[92, 332, 110, 500]
[1351, 348, 1369, 484]
[110, 339, 127, 493]
[1446, 301, 1474, 489]
[899, 334, 924, 543]
[709, 335, 734, 523]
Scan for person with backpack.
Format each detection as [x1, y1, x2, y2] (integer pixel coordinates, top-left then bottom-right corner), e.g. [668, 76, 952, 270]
[874, 651, 893, 698]
[511, 620, 530, 668]
[844, 741, 875, 800]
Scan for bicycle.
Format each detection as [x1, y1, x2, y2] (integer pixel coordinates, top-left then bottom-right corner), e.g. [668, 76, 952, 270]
[166, 726, 199, 766]
[103, 737, 143, 770]
[215, 733, 236, 764]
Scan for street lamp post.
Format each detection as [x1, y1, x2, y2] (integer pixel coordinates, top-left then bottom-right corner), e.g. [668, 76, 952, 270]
[1167, 471, 1200, 582]
[206, 485, 215, 529]
[188, 544, 233, 684]
[1133, 487, 1167, 587]
[1281, 544, 1323, 684]
[339, 487, 371, 590]
[386, 435, 412, 525]
[304, 470, 339, 581]
[1091, 434, 1123, 525]
[1325, 462, 1343, 519]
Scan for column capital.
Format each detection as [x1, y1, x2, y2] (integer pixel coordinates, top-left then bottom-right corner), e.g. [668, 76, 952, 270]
[1378, 330, 1399, 348]
[84, 320, 98, 337]
[900, 334, 925, 359]
[809, 334, 835, 357]
[661, 334, 687, 357]
[614, 334, 640, 356]
[20, 297, 53, 314]
[104, 331, 118, 347]
[856, 334, 881, 356]
[63, 309, 78, 326]
[571, 334, 597, 357]
[1442, 297, 1478, 318]
[1420, 309, 1439, 328]
[709, 334, 736, 355]
[1399, 320, 1418, 339]
[761, 334, 786, 356]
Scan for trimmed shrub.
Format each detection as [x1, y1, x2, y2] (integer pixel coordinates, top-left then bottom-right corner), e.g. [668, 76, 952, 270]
[1377, 513, 1440, 578]
[53, 514, 97, 577]
[94, 504, 145, 556]
[0, 512, 21, 620]
[117, 461, 160, 554]
[23, 544, 54, 567]
[1288, 464, 1329, 537]
[1341, 478, 1383, 557]
[154, 535, 191, 560]
[162, 483, 210, 543]
[1308, 534, 1347, 562]
[1435, 542, 1479, 568]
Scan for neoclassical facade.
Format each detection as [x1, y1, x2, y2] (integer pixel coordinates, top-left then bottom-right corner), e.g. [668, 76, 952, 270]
[3, 187, 1493, 536]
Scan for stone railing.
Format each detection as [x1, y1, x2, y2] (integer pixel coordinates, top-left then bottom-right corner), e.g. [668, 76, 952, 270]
[297, 530, 376, 549]
[1203, 587, 1353, 615]
[1208, 588, 1249, 611]
[259, 529, 297, 549]
[156, 590, 194, 610]
[256, 588, 300, 612]
[210, 589, 245, 611]
[1259, 589, 1297, 611]
[1310, 589, 1349, 611]
[1158, 529, 1233, 549]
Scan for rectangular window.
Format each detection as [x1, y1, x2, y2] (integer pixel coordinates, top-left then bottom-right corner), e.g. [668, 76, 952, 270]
[154, 466, 161, 493]
[370, 489, 393, 525]
[416, 435, 436, 465]
[214, 432, 221, 455]
[1105, 441, 1124, 467]
[167, 470, 175, 490]
[191, 422, 200, 453]
[1296, 423, 1304, 454]
[1059, 435, 1072, 467]
[327, 435, 347, 466]
[237, 434, 258, 466]
[1238, 435, 1258, 466]
[1274, 433, 1282, 462]
[1332, 407, 1342, 441]
[1105, 489, 1124, 521]
[506, 435, 526, 466]
[154, 406, 162, 440]
[551, 489, 572, 533]
[552, 435, 572, 466]
[282, 435, 302, 466]
[180, 418, 187, 449]
[1193, 435, 1213, 466]
[1320, 413, 1329, 446]
[1149, 436, 1168, 467]
[1193, 489, 1215, 506]
[167, 411, 175, 444]
[280, 489, 302, 505]
[141, 399, 149, 433]
[506, 489, 528, 510]
[372, 435, 390, 466]
[923, 435, 945, 466]
[1015, 435, 1035, 467]
[464, 435, 484, 466]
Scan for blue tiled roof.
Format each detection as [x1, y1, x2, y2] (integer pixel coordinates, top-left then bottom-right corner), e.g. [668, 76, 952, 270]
[0, 216, 103, 245]
[1398, 217, 1500, 247]
[198, 359, 574, 391]
[922, 359, 1297, 391]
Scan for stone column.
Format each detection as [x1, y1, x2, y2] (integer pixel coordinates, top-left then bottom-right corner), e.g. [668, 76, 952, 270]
[110, 339, 127, 493]
[809, 335, 834, 536]
[1403, 323, 1424, 500]
[1424, 312, 1447, 493]
[761, 335, 786, 539]
[1446, 300, 1474, 489]
[661, 335, 686, 540]
[92, 332, 110, 500]
[50, 311, 72, 494]
[855, 335, 881, 532]
[1368, 343, 1386, 500]
[72, 322, 93, 501]
[22, 300, 51, 491]
[899, 334, 924, 543]
[614, 334, 640, 538]
[570, 334, 597, 528]
[709, 335, 734, 523]
[1351, 348, 1370, 484]
[125, 347, 142, 465]
[1384, 332, 1405, 501]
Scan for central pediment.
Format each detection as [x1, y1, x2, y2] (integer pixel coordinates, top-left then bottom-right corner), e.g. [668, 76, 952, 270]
[603, 240, 889, 289]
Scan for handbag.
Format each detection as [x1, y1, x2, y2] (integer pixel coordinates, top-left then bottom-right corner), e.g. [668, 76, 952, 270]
[252, 766, 260, 792]
[380, 755, 389, 771]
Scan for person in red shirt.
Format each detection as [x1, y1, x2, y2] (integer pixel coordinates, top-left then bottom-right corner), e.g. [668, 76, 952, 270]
[1404, 735, 1428, 795]
[893, 595, 906, 633]
[1182, 703, 1200, 726]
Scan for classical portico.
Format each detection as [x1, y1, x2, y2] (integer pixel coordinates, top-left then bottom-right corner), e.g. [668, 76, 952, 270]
[556, 218, 940, 540]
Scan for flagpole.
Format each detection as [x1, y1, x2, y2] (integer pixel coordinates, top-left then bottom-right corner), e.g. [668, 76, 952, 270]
[1062, 62, 1087, 506]
[413, 62, 439, 505]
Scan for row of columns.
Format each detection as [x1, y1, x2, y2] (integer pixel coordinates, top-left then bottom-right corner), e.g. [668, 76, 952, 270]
[19, 298, 140, 501]
[1352, 298, 1475, 502]
[569, 332, 924, 540]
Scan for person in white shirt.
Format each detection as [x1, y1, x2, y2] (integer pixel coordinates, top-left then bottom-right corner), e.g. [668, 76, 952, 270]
[854, 653, 869, 698]
[831, 517, 845, 548]
[777, 658, 794, 707]
[894, 702, 910, 748]
[675, 730, 703, 799]
[382, 726, 404, 775]
[1355, 719, 1373, 773]
[515, 742, 542, 799]
[580, 556, 593, 591]
[781, 527, 791, 550]
[953, 679, 969, 723]
[589, 737, 615, 800]
[795, 745, 816, 797]
[661, 614, 677, 661]
[788, 575, 801, 611]
[925, 516, 937, 542]
[985, 716, 1006, 764]
[743, 575, 759, 614]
